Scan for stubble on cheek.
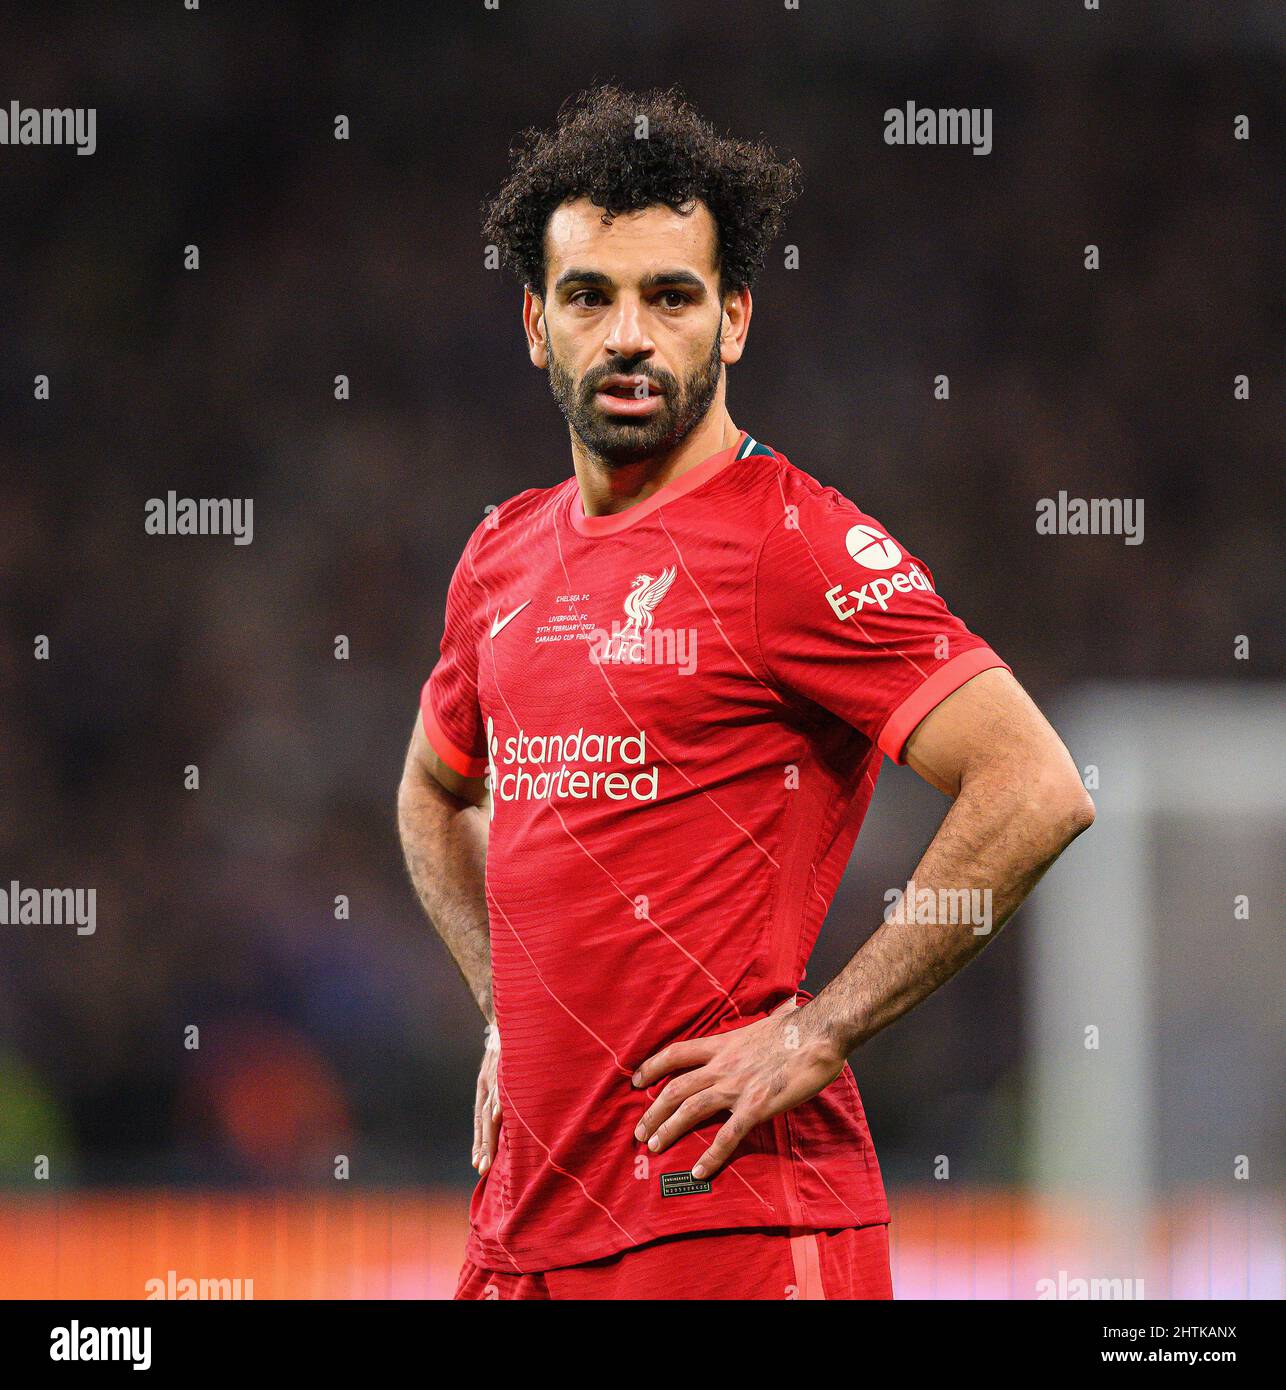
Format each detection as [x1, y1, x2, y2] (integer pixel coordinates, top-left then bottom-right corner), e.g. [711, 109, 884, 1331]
[545, 326, 723, 464]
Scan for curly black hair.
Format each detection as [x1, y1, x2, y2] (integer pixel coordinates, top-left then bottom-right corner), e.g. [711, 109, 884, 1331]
[482, 85, 801, 297]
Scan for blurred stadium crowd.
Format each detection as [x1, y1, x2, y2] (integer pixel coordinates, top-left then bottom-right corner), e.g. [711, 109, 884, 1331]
[0, 4, 1279, 1191]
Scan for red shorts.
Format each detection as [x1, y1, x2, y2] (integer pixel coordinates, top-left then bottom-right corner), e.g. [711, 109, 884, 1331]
[455, 1224, 892, 1301]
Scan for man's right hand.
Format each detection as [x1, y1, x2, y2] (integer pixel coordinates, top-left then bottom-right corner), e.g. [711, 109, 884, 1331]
[472, 1023, 501, 1175]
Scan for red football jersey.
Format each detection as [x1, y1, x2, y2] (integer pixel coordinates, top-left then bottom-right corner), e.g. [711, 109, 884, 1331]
[421, 431, 1009, 1273]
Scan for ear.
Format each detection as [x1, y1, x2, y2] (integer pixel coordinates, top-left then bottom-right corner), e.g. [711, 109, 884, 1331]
[523, 287, 548, 368]
[719, 287, 752, 366]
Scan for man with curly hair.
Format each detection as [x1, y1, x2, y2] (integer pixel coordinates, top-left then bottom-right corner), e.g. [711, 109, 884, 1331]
[398, 86, 1094, 1300]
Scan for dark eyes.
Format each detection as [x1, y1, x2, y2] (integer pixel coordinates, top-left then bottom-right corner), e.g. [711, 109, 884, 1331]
[568, 289, 691, 309]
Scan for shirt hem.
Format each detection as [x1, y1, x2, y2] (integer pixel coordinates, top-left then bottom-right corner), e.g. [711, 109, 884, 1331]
[464, 1197, 892, 1276]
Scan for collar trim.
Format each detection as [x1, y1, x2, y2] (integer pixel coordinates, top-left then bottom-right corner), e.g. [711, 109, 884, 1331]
[568, 431, 752, 538]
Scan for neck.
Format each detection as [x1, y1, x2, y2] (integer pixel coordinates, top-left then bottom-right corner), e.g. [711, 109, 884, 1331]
[571, 406, 741, 518]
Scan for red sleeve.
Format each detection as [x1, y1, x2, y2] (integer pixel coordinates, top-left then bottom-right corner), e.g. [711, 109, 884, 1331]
[420, 539, 488, 778]
[753, 486, 1010, 763]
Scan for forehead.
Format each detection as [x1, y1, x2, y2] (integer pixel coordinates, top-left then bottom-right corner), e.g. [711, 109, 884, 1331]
[544, 197, 719, 283]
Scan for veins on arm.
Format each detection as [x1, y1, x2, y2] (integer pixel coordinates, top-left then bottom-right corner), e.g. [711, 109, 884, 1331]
[805, 668, 1095, 1055]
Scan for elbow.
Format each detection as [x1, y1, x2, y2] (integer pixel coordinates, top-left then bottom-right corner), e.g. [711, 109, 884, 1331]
[1032, 768, 1095, 849]
[979, 744, 1095, 854]
[1065, 784, 1096, 840]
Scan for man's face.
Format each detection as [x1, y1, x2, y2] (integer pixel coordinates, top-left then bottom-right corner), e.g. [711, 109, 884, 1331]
[530, 198, 737, 466]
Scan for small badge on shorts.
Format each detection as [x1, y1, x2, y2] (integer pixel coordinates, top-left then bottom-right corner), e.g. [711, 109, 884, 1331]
[659, 1170, 712, 1198]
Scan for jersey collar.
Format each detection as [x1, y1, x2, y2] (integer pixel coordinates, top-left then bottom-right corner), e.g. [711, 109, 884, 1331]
[568, 430, 763, 538]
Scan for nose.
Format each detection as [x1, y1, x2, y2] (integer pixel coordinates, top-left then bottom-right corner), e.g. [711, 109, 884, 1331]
[603, 295, 654, 363]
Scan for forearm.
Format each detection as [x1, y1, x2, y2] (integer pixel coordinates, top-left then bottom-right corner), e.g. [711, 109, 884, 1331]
[807, 758, 1094, 1055]
[397, 771, 493, 1023]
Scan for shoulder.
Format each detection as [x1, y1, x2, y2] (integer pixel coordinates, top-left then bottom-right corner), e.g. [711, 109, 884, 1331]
[750, 446, 939, 622]
[740, 444, 875, 519]
[744, 446, 887, 554]
[460, 478, 573, 570]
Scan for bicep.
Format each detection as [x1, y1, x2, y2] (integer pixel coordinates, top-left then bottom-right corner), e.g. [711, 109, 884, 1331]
[403, 715, 488, 807]
[903, 667, 1079, 798]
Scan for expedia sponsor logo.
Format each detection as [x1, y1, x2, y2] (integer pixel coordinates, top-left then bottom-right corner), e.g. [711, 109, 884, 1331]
[825, 563, 934, 620]
[484, 715, 659, 819]
[845, 522, 902, 570]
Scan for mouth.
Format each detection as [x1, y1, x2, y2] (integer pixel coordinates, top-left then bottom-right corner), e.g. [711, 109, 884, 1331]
[593, 373, 665, 417]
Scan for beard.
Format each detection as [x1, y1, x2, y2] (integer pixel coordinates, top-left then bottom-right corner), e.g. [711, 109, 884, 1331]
[547, 329, 724, 467]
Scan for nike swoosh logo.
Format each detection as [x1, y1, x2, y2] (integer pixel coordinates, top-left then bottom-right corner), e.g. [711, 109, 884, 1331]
[489, 599, 531, 639]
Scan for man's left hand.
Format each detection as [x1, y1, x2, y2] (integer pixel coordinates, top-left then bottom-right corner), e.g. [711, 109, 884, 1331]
[632, 1000, 846, 1180]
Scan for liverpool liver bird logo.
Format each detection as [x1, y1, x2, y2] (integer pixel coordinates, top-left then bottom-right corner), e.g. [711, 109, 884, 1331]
[610, 566, 676, 661]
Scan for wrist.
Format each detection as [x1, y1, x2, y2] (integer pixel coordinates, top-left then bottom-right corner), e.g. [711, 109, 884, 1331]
[797, 998, 857, 1065]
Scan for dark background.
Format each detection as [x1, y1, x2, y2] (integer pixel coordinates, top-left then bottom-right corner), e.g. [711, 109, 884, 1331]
[0, 2, 1280, 1193]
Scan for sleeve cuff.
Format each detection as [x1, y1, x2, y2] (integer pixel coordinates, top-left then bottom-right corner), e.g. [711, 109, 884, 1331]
[876, 647, 1011, 764]
[420, 680, 488, 778]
